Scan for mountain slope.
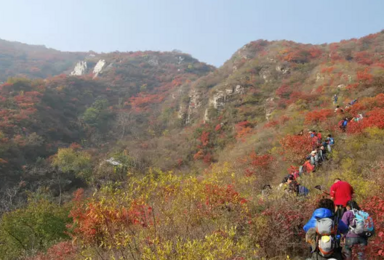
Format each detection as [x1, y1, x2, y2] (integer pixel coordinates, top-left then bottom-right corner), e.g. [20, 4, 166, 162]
[1, 31, 384, 259]
[0, 39, 89, 81]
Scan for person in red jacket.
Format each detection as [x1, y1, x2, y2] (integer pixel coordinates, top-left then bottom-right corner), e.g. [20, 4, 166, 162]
[330, 178, 354, 214]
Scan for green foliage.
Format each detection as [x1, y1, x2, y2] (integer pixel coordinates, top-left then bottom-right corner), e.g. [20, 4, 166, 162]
[52, 147, 92, 179]
[0, 199, 70, 259]
[82, 99, 112, 129]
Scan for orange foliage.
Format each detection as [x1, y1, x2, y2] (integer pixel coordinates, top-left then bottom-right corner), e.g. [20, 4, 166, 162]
[305, 109, 333, 125]
[69, 197, 152, 245]
[279, 135, 313, 163]
[235, 121, 253, 139]
[129, 93, 165, 112]
[356, 68, 373, 83]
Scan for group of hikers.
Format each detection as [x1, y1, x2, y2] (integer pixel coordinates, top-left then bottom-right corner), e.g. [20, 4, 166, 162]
[277, 102, 373, 259]
[280, 130, 335, 197]
[264, 95, 373, 259]
[333, 95, 363, 132]
[304, 179, 373, 260]
[278, 131, 374, 259]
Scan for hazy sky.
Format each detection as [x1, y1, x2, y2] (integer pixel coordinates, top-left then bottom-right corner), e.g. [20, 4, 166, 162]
[1, 0, 384, 66]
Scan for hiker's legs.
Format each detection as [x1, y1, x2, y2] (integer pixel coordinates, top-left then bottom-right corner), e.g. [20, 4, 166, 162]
[344, 237, 367, 260]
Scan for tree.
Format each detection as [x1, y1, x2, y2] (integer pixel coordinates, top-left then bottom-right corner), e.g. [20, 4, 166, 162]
[114, 111, 132, 139]
[82, 99, 112, 129]
[0, 199, 70, 259]
[52, 147, 92, 180]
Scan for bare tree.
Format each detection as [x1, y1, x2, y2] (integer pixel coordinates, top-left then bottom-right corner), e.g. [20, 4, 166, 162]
[115, 111, 133, 139]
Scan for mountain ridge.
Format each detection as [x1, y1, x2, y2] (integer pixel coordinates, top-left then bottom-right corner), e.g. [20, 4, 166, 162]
[1, 30, 384, 259]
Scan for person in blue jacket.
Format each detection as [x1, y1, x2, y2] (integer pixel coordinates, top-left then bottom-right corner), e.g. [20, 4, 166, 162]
[303, 198, 348, 260]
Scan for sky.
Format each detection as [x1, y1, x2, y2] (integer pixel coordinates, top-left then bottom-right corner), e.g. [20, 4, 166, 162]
[1, 0, 384, 67]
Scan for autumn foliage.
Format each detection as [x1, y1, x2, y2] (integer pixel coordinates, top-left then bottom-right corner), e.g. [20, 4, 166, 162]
[280, 135, 313, 163]
[305, 109, 333, 125]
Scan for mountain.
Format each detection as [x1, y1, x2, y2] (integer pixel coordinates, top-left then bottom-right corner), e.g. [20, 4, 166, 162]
[1, 31, 384, 259]
[0, 39, 88, 81]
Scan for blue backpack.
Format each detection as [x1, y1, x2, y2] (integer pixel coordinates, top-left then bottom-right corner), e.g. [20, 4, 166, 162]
[329, 137, 335, 145]
[342, 120, 348, 127]
[351, 210, 375, 237]
[299, 185, 309, 196]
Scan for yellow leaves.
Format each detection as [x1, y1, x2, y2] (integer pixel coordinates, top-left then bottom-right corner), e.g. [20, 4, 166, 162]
[141, 230, 256, 260]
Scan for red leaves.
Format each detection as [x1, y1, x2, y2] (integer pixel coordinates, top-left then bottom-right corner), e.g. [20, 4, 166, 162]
[235, 121, 253, 139]
[280, 135, 313, 163]
[304, 109, 333, 125]
[68, 197, 153, 245]
[30, 241, 77, 260]
[243, 152, 274, 176]
[200, 131, 210, 146]
[356, 68, 373, 83]
[354, 51, 374, 65]
[362, 196, 384, 257]
[276, 84, 292, 99]
[320, 67, 335, 74]
[129, 93, 165, 112]
[204, 184, 245, 208]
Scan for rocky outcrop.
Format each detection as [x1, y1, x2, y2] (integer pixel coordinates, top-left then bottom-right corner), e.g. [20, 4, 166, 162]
[186, 89, 202, 124]
[316, 73, 325, 82]
[93, 60, 106, 78]
[70, 61, 87, 76]
[210, 85, 245, 109]
[265, 97, 276, 120]
[275, 65, 290, 74]
[148, 56, 159, 66]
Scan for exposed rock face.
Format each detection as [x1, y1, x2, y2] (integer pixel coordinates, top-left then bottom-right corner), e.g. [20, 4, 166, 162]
[210, 91, 226, 109]
[203, 109, 209, 123]
[265, 97, 276, 120]
[177, 56, 185, 65]
[316, 73, 325, 82]
[70, 61, 87, 76]
[186, 89, 202, 124]
[148, 56, 159, 66]
[209, 85, 244, 110]
[276, 65, 290, 74]
[93, 60, 106, 78]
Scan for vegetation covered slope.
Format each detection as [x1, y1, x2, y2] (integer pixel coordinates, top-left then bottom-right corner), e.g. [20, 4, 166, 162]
[0, 39, 88, 81]
[1, 31, 384, 259]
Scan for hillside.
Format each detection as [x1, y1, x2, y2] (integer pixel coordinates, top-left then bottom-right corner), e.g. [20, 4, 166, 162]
[1, 31, 384, 259]
[0, 39, 89, 81]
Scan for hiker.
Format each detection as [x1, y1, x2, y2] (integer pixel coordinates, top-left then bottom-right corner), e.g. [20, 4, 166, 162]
[304, 198, 348, 260]
[261, 184, 272, 198]
[309, 150, 319, 167]
[298, 129, 304, 136]
[333, 94, 338, 104]
[285, 175, 309, 196]
[319, 145, 327, 161]
[287, 175, 299, 195]
[349, 99, 358, 106]
[326, 134, 335, 145]
[330, 178, 354, 216]
[326, 134, 334, 152]
[341, 200, 374, 260]
[353, 113, 363, 122]
[317, 130, 322, 143]
[340, 118, 348, 132]
[334, 105, 344, 113]
[303, 159, 315, 173]
[323, 139, 332, 153]
[312, 133, 319, 149]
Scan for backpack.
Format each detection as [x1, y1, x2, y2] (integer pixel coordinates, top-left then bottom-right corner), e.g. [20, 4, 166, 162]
[329, 137, 335, 145]
[315, 217, 338, 257]
[351, 210, 375, 237]
[342, 120, 348, 127]
[298, 185, 309, 196]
